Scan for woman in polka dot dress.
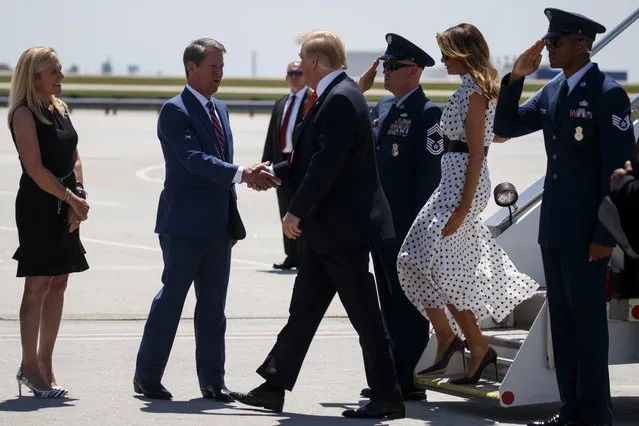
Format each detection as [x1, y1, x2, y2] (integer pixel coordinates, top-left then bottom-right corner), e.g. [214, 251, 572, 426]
[396, 23, 539, 384]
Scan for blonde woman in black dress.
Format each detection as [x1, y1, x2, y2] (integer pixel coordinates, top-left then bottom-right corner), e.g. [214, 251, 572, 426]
[397, 25, 538, 384]
[8, 47, 90, 397]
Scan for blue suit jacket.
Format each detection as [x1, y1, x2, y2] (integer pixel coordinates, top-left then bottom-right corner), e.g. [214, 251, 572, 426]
[154, 88, 245, 240]
[494, 64, 635, 248]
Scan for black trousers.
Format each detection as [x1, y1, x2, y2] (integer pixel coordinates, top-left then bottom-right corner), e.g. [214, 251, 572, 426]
[256, 243, 402, 401]
[365, 237, 430, 391]
[276, 186, 302, 263]
[541, 246, 612, 425]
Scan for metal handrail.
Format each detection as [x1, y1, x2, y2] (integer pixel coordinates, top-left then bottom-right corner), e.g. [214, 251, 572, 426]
[487, 8, 639, 237]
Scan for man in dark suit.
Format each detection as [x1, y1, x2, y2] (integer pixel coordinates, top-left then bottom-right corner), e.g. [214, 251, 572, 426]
[133, 38, 279, 401]
[261, 61, 312, 270]
[493, 9, 636, 426]
[231, 30, 404, 419]
[357, 33, 443, 401]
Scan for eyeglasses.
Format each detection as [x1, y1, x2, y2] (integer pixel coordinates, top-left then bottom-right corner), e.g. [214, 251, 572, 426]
[287, 70, 303, 77]
[382, 61, 415, 72]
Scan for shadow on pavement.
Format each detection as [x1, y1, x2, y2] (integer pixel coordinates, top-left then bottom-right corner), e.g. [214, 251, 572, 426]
[0, 396, 77, 412]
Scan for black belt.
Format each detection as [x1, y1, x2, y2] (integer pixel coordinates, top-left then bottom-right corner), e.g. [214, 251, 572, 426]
[444, 137, 489, 155]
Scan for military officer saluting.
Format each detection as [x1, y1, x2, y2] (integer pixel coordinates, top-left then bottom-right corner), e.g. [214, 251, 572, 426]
[358, 33, 443, 401]
[494, 8, 636, 426]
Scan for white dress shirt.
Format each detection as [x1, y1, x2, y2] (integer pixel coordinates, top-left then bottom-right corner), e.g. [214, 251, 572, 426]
[185, 84, 243, 183]
[281, 86, 308, 153]
[564, 61, 593, 95]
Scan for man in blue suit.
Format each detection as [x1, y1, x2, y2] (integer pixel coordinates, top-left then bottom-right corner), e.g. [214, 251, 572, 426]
[493, 9, 636, 426]
[133, 38, 279, 401]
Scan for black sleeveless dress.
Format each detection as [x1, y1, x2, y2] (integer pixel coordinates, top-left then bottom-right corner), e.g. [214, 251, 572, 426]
[10, 106, 89, 277]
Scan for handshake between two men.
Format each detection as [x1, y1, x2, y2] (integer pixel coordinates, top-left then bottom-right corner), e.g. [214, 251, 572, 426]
[240, 161, 302, 242]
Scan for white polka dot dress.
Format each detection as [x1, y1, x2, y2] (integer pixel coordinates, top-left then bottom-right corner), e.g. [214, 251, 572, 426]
[397, 74, 539, 331]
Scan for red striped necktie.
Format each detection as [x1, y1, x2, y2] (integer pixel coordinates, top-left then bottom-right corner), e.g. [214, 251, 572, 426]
[206, 101, 226, 156]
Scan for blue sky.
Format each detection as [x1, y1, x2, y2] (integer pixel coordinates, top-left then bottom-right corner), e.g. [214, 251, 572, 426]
[1, 0, 638, 81]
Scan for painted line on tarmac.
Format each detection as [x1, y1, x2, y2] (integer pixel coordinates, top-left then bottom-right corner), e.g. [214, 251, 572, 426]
[135, 164, 164, 184]
[0, 226, 271, 268]
[0, 190, 124, 207]
[0, 331, 357, 342]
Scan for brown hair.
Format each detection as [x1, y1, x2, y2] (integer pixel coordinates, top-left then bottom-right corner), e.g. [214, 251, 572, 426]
[297, 30, 348, 71]
[436, 23, 500, 102]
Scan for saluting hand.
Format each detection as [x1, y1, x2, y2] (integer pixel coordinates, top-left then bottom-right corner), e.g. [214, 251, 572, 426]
[358, 59, 379, 93]
[511, 40, 545, 82]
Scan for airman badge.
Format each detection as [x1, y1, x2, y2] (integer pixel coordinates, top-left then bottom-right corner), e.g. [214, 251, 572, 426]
[580, 81, 587, 87]
[372, 118, 379, 127]
[400, 112, 408, 118]
[391, 143, 399, 157]
[574, 126, 584, 141]
[579, 100, 588, 107]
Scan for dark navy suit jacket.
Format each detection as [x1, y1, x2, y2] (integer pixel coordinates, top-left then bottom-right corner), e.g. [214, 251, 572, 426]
[154, 88, 245, 240]
[494, 64, 635, 248]
[273, 72, 394, 252]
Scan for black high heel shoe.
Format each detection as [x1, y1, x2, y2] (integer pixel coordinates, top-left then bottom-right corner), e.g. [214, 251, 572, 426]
[449, 346, 498, 385]
[417, 336, 466, 375]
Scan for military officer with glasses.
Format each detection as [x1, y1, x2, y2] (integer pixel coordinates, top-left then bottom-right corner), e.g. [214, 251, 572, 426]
[494, 8, 636, 426]
[358, 33, 443, 402]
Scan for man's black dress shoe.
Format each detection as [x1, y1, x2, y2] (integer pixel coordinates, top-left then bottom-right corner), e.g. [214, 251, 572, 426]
[229, 383, 285, 412]
[133, 377, 172, 400]
[342, 400, 405, 419]
[527, 415, 582, 426]
[360, 387, 426, 401]
[272, 257, 299, 270]
[201, 384, 234, 402]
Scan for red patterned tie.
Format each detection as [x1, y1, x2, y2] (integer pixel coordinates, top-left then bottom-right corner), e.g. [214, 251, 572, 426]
[279, 94, 297, 151]
[206, 101, 226, 156]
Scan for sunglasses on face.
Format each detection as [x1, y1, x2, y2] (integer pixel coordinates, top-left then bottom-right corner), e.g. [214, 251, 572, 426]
[382, 61, 415, 72]
[544, 35, 587, 49]
[287, 70, 303, 77]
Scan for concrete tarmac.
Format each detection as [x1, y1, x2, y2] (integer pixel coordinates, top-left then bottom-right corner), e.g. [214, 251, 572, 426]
[0, 109, 637, 425]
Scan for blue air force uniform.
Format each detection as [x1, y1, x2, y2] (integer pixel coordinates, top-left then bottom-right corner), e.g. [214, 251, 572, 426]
[365, 33, 443, 396]
[494, 9, 636, 425]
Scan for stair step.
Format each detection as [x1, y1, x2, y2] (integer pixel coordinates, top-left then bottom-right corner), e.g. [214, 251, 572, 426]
[513, 290, 547, 328]
[416, 376, 501, 403]
[483, 327, 528, 361]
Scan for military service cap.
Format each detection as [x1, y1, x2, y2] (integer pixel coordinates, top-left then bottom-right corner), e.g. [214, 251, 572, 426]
[543, 8, 606, 40]
[378, 33, 435, 68]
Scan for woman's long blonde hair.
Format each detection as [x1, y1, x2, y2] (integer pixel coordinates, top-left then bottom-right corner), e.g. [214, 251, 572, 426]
[7, 47, 67, 126]
[436, 24, 500, 102]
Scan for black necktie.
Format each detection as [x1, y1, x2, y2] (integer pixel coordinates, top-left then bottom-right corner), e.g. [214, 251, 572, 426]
[380, 103, 399, 137]
[554, 81, 569, 120]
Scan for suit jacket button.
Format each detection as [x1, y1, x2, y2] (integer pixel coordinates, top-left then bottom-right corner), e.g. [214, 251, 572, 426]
[551, 154, 557, 160]
[552, 173, 558, 180]
[552, 135, 557, 140]
[376, 146, 380, 151]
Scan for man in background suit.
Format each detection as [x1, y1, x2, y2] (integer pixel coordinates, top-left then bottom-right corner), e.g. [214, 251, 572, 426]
[231, 30, 404, 419]
[133, 38, 279, 401]
[262, 61, 312, 270]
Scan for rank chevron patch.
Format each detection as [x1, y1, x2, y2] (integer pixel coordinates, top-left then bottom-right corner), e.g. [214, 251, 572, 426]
[612, 114, 632, 131]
